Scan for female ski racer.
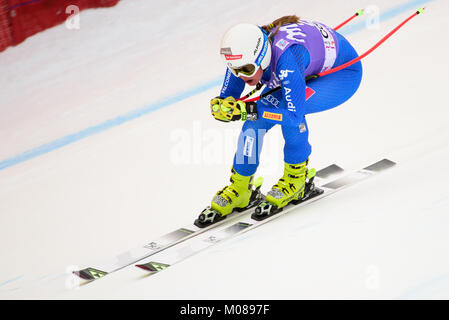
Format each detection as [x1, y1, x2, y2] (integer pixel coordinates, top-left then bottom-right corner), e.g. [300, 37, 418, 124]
[209, 15, 362, 217]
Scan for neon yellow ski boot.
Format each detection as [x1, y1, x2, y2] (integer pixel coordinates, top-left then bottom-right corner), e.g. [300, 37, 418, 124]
[253, 159, 323, 220]
[266, 160, 309, 209]
[252, 159, 322, 221]
[195, 168, 263, 227]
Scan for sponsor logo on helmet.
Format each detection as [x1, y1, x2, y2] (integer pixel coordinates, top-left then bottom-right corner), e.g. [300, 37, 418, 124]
[220, 47, 233, 55]
[224, 54, 243, 60]
[255, 34, 269, 67]
[254, 37, 262, 55]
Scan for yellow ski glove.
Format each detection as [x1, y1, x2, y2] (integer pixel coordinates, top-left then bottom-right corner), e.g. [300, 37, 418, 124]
[210, 97, 257, 122]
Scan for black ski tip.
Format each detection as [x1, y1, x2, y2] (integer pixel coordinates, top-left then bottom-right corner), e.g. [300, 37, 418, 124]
[136, 264, 152, 271]
[136, 261, 170, 273]
[363, 158, 396, 172]
[316, 164, 344, 179]
[73, 267, 108, 281]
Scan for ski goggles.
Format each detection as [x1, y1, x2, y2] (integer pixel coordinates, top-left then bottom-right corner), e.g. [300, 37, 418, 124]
[228, 63, 258, 77]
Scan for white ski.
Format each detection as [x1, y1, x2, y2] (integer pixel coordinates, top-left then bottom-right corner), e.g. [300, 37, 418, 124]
[136, 159, 395, 274]
[73, 163, 344, 281]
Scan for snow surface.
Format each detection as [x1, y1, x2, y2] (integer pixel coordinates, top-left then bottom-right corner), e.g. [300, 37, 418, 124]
[0, 0, 448, 299]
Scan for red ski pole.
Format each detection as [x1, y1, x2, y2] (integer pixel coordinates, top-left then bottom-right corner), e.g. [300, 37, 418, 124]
[334, 9, 364, 31]
[241, 8, 425, 103]
[236, 10, 365, 102]
[317, 7, 425, 79]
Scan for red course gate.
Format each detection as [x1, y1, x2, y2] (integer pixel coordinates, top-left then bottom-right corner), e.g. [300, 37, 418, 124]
[0, 0, 120, 52]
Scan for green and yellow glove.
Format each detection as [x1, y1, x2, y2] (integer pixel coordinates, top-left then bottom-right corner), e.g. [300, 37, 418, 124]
[210, 97, 258, 122]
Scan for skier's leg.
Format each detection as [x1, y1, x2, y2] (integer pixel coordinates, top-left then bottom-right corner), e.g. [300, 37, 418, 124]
[210, 119, 275, 216]
[281, 119, 311, 165]
[265, 119, 312, 209]
[233, 118, 276, 176]
[258, 33, 362, 212]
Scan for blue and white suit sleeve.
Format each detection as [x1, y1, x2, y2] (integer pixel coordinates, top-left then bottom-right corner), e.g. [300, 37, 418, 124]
[219, 68, 246, 99]
[257, 45, 309, 126]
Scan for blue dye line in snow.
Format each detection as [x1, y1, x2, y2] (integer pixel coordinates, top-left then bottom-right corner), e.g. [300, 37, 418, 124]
[0, 77, 222, 171]
[0, 275, 23, 288]
[398, 271, 449, 299]
[0, 0, 435, 172]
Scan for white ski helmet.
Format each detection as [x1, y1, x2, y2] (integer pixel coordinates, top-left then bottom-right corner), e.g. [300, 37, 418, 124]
[220, 23, 271, 77]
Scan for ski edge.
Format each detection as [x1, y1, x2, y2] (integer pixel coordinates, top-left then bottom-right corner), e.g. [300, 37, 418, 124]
[73, 163, 345, 281]
[134, 158, 396, 274]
